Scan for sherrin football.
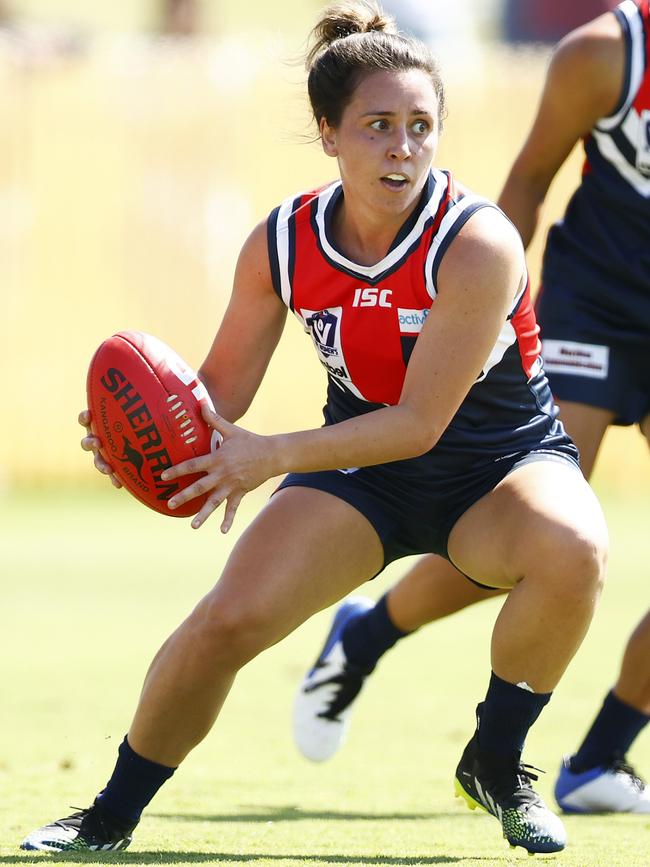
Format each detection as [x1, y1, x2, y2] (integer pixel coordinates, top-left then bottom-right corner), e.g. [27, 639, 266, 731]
[86, 331, 220, 517]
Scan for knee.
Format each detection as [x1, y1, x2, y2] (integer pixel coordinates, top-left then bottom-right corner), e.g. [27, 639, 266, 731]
[555, 524, 608, 604]
[185, 594, 276, 670]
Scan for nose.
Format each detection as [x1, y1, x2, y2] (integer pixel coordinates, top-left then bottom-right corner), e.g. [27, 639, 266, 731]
[388, 126, 411, 160]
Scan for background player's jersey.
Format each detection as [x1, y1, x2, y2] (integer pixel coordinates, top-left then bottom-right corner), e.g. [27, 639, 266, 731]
[267, 169, 569, 474]
[543, 0, 650, 341]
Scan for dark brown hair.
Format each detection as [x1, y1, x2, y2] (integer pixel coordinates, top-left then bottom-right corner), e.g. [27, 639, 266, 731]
[306, 0, 446, 129]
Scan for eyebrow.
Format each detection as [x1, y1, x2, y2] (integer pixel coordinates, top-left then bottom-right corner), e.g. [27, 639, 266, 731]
[360, 109, 433, 117]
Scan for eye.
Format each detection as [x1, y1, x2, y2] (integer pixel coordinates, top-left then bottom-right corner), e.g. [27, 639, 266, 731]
[412, 119, 430, 134]
[370, 119, 389, 131]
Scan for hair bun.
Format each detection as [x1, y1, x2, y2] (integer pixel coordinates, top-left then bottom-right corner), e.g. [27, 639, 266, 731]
[307, 1, 397, 67]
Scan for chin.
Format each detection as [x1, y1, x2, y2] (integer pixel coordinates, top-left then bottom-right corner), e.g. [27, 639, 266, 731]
[378, 189, 418, 213]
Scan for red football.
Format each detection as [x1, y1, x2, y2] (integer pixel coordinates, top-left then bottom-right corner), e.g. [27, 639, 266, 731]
[86, 331, 220, 517]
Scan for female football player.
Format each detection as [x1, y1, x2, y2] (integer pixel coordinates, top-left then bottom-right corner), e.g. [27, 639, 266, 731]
[22, 0, 606, 856]
[293, 0, 649, 816]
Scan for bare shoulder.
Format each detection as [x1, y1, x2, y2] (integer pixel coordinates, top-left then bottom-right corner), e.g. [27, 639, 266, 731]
[549, 11, 625, 118]
[236, 218, 272, 284]
[450, 207, 523, 274]
[438, 206, 524, 303]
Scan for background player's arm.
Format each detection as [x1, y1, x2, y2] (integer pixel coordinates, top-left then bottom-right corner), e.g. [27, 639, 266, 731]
[198, 219, 287, 422]
[498, 12, 625, 247]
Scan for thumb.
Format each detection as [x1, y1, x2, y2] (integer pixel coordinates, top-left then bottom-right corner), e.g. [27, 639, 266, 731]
[200, 402, 234, 436]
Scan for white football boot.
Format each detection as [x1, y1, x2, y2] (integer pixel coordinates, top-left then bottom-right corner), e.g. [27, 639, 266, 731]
[293, 596, 375, 762]
[555, 756, 650, 813]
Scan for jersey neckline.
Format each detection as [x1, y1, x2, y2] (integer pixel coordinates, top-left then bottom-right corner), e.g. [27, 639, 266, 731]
[315, 169, 449, 281]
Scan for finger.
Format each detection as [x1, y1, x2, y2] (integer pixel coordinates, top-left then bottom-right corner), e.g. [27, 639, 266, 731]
[109, 473, 123, 489]
[94, 453, 115, 475]
[190, 493, 223, 529]
[81, 435, 101, 452]
[167, 472, 215, 510]
[161, 453, 214, 482]
[78, 409, 92, 428]
[220, 492, 244, 534]
[201, 403, 233, 436]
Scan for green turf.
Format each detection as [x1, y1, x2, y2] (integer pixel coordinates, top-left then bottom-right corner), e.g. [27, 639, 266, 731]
[2, 485, 649, 865]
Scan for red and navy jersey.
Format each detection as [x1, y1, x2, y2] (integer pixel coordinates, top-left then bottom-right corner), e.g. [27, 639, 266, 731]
[543, 0, 650, 340]
[268, 169, 567, 471]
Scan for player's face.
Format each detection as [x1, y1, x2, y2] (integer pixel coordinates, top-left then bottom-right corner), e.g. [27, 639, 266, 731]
[320, 68, 440, 220]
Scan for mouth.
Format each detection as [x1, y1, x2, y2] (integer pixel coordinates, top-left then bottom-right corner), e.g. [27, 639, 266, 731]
[380, 173, 409, 191]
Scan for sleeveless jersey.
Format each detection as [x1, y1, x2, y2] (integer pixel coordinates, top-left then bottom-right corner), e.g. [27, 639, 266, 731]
[267, 169, 567, 475]
[543, 0, 650, 340]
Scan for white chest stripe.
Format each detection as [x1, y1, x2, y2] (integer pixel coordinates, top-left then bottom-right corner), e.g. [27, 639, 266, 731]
[424, 195, 495, 300]
[592, 124, 650, 196]
[276, 195, 300, 309]
[597, 0, 645, 132]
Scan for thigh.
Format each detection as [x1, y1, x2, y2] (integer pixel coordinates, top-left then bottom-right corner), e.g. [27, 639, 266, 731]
[446, 460, 607, 589]
[206, 486, 385, 645]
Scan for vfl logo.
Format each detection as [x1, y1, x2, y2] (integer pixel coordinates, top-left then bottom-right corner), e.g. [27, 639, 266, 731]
[305, 309, 339, 358]
[116, 435, 146, 480]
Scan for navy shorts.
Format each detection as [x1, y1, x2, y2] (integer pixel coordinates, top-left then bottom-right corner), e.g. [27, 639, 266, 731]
[536, 282, 650, 427]
[276, 446, 579, 571]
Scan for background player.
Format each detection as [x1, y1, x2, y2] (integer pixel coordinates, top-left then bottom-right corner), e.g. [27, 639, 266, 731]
[22, 0, 606, 856]
[294, 0, 650, 816]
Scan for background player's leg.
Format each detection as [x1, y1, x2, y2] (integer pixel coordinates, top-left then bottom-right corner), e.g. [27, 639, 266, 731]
[613, 610, 650, 714]
[554, 400, 614, 478]
[641, 412, 650, 454]
[293, 555, 502, 761]
[553, 406, 650, 812]
[386, 555, 504, 631]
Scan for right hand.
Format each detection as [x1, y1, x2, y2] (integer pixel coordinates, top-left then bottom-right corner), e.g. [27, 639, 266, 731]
[78, 409, 122, 488]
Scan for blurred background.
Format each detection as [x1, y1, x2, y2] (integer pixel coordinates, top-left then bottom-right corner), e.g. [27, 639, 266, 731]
[1, 0, 646, 495]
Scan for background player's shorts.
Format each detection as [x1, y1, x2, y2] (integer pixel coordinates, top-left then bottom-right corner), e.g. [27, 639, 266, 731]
[276, 444, 579, 572]
[536, 281, 650, 426]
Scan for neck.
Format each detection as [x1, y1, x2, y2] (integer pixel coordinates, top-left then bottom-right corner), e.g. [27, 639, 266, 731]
[332, 203, 403, 266]
[331, 182, 426, 266]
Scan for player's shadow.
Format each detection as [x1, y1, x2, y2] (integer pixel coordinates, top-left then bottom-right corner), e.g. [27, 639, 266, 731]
[0, 854, 486, 864]
[148, 806, 461, 823]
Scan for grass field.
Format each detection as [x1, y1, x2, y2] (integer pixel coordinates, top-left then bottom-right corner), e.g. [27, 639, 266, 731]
[2, 483, 649, 866]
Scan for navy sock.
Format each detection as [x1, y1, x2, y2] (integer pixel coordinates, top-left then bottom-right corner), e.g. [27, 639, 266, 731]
[477, 672, 551, 757]
[341, 593, 409, 671]
[571, 690, 650, 773]
[95, 736, 177, 825]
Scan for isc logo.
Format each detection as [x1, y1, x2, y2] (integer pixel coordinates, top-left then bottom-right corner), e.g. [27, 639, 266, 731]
[352, 287, 392, 308]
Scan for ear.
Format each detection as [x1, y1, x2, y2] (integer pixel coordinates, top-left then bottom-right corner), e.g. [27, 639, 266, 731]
[320, 117, 338, 158]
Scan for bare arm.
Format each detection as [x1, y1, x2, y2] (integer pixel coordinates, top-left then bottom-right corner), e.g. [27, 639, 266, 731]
[78, 219, 285, 485]
[198, 219, 287, 422]
[266, 209, 524, 470]
[498, 12, 625, 247]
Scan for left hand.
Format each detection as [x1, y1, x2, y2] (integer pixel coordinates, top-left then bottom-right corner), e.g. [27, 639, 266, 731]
[161, 404, 278, 532]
